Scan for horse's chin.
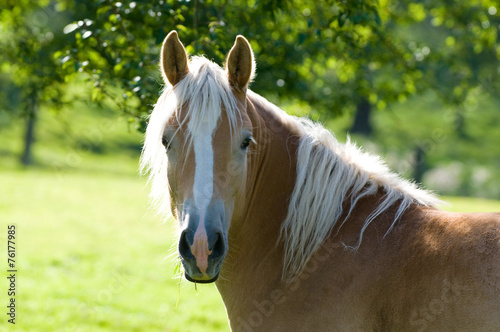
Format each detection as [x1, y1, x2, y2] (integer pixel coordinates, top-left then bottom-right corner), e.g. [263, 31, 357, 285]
[184, 272, 219, 284]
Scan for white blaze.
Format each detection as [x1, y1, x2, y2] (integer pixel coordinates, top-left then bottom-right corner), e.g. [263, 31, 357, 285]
[189, 123, 217, 274]
[193, 129, 214, 217]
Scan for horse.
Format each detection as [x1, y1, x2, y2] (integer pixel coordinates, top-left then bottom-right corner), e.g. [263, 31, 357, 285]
[141, 31, 500, 331]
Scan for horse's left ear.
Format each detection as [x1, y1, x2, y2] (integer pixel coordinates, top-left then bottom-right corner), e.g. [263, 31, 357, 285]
[226, 35, 255, 91]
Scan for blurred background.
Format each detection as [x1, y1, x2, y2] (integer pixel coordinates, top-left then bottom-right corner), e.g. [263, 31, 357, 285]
[1, 0, 499, 331]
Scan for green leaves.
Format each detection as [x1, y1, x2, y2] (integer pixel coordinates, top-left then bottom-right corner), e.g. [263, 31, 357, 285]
[3, 0, 498, 132]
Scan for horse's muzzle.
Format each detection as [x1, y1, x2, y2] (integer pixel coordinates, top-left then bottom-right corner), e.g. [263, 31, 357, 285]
[178, 199, 228, 283]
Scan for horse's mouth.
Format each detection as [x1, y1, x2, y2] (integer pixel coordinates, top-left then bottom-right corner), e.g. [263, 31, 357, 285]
[184, 271, 219, 283]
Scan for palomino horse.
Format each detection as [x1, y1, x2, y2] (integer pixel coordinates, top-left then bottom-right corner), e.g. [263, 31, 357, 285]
[141, 31, 500, 331]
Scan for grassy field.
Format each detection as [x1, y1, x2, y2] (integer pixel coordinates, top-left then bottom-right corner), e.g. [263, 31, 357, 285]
[1, 98, 499, 331]
[0, 168, 229, 332]
[0, 102, 230, 331]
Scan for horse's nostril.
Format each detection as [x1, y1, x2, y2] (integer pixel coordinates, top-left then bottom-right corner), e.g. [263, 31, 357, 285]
[211, 232, 225, 258]
[179, 231, 193, 259]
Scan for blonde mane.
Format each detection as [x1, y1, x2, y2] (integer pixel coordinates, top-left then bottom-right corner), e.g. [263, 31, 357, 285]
[280, 115, 443, 281]
[140, 56, 240, 216]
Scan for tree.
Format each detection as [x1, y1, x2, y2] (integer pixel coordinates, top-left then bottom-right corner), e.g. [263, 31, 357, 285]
[58, 0, 390, 131]
[4, 0, 499, 142]
[387, 1, 500, 134]
[0, 0, 75, 165]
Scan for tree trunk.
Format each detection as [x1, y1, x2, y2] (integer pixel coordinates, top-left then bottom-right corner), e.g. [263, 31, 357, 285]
[454, 109, 467, 139]
[350, 98, 373, 136]
[21, 93, 37, 166]
[412, 145, 427, 184]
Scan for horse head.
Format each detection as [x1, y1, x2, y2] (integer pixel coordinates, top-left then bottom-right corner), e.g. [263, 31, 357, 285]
[151, 31, 255, 283]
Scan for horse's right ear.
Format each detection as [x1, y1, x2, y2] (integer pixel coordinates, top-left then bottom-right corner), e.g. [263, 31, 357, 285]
[226, 35, 255, 91]
[161, 31, 189, 86]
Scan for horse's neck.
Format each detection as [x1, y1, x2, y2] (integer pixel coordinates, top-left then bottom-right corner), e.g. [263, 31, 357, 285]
[215, 93, 300, 311]
[214, 93, 417, 324]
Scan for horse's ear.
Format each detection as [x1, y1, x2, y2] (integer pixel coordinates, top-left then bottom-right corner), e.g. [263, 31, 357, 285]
[161, 31, 189, 86]
[226, 35, 255, 91]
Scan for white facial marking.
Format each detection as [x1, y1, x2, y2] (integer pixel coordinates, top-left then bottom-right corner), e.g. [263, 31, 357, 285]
[193, 130, 214, 214]
[190, 123, 217, 274]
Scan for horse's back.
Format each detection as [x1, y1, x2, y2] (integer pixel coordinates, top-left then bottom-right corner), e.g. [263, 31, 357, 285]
[277, 208, 500, 331]
[374, 208, 500, 331]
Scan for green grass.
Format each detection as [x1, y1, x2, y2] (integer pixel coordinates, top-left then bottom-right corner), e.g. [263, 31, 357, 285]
[0, 100, 229, 331]
[1, 92, 498, 331]
[0, 168, 229, 331]
[442, 196, 500, 213]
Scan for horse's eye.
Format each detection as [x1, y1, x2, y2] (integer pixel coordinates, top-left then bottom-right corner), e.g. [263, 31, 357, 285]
[162, 136, 170, 150]
[241, 137, 252, 150]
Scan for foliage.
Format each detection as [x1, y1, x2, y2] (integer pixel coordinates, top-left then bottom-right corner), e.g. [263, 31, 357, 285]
[0, 0, 71, 114]
[1, 0, 499, 152]
[2, 0, 499, 129]
[51, 0, 500, 132]
[0, 0, 79, 164]
[385, 0, 500, 138]
[52, 0, 403, 129]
